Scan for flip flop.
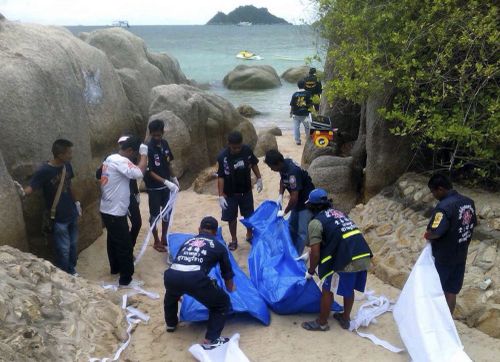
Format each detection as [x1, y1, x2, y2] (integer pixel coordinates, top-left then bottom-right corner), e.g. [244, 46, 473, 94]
[333, 313, 350, 330]
[153, 244, 167, 252]
[301, 320, 330, 331]
[228, 241, 238, 251]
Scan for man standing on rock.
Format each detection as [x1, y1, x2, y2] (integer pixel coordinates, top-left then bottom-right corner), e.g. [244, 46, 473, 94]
[303, 67, 322, 111]
[264, 149, 315, 255]
[144, 120, 179, 252]
[301, 188, 372, 331]
[217, 131, 262, 251]
[425, 173, 477, 314]
[164, 216, 235, 350]
[290, 79, 313, 145]
[100, 136, 148, 288]
[14, 139, 81, 275]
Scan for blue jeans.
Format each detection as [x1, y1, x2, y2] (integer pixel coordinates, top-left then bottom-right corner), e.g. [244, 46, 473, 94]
[53, 216, 78, 274]
[289, 208, 313, 255]
[292, 115, 310, 144]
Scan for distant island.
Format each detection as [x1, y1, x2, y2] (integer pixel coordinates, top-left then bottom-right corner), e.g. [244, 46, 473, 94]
[206, 5, 290, 25]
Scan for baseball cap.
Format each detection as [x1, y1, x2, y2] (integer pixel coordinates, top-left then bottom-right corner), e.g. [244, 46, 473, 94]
[306, 188, 329, 205]
[117, 135, 130, 144]
[200, 216, 218, 231]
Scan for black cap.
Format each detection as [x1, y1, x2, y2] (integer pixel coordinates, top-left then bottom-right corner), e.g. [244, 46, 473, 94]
[309, 67, 316, 75]
[200, 216, 218, 231]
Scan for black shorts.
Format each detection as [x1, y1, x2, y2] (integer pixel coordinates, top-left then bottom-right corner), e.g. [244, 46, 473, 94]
[147, 188, 170, 224]
[221, 192, 254, 222]
[434, 261, 466, 294]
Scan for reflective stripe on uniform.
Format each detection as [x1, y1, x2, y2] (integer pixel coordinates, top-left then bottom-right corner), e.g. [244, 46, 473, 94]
[320, 270, 334, 281]
[321, 255, 332, 263]
[342, 229, 361, 239]
[170, 264, 201, 272]
[352, 253, 371, 261]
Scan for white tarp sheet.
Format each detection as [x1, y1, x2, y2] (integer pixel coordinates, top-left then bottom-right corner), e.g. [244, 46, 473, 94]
[189, 334, 250, 362]
[393, 244, 471, 362]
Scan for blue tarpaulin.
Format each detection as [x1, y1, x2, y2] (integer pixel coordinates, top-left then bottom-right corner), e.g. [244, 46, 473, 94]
[241, 201, 343, 314]
[168, 232, 270, 325]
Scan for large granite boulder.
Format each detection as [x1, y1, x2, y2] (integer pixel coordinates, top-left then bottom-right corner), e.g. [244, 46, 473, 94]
[350, 173, 500, 338]
[0, 246, 127, 361]
[301, 136, 336, 169]
[148, 84, 257, 182]
[236, 104, 260, 118]
[0, 18, 134, 258]
[307, 156, 361, 212]
[281, 65, 310, 83]
[83, 28, 188, 127]
[254, 131, 278, 158]
[223, 65, 281, 90]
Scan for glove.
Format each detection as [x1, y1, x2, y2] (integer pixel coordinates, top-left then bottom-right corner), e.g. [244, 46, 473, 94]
[75, 201, 82, 216]
[256, 178, 263, 193]
[219, 196, 228, 210]
[170, 177, 179, 187]
[164, 179, 179, 193]
[13, 181, 26, 198]
[276, 193, 283, 207]
[305, 270, 314, 280]
[277, 210, 285, 218]
[139, 143, 148, 156]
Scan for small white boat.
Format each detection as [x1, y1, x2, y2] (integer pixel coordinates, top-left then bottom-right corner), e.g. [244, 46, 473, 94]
[236, 50, 262, 60]
[237, 22, 252, 26]
[112, 20, 130, 28]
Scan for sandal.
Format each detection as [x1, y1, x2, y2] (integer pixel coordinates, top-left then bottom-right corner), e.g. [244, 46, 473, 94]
[228, 241, 238, 251]
[301, 320, 330, 331]
[153, 243, 167, 252]
[333, 313, 350, 330]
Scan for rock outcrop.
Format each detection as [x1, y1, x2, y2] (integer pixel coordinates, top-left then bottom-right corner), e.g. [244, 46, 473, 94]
[223, 65, 281, 90]
[237, 104, 260, 118]
[0, 246, 127, 361]
[281, 66, 310, 83]
[83, 28, 189, 128]
[148, 84, 257, 182]
[254, 131, 278, 158]
[0, 19, 135, 257]
[350, 173, 500, 338]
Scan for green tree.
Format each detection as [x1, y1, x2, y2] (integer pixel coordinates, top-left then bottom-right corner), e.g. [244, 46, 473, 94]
[315, 0, 499, 181]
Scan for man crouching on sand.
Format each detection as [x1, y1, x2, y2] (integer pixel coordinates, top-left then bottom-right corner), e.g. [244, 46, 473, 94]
[163, 216, 235, 350]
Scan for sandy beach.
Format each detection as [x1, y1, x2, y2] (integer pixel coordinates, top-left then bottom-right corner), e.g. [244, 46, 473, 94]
[77, 131, 500, 362]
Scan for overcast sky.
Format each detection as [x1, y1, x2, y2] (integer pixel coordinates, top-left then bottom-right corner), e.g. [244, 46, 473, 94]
[0, 0, 316, 25]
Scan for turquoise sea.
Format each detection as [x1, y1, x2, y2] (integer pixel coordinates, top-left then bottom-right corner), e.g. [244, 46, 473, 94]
[68, 25, 325, 130]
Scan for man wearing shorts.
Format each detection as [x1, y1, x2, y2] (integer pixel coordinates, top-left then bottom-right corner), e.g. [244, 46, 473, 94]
[425, 173, 477, 314]
[301, 188, 372, 331]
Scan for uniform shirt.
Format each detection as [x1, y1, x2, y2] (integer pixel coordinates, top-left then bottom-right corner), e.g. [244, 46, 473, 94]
[173, 233, 234, 280]
[290, 89, 312, 116]
[97, 161, 139, 198]
[217, 145, 258, 195]
[30, 162, 77, 223]
[144, 139, 174, 190]
[303, 74, 322, 96]
[310, 208, 372, 278]
[99, 153, 143, 216]
[427, 190, 477, 265]
[279, 158, 315, 211]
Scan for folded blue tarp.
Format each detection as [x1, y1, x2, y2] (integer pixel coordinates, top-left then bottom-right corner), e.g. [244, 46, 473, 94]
[168, 232, 270, 325]
[241, 201, 342, 314]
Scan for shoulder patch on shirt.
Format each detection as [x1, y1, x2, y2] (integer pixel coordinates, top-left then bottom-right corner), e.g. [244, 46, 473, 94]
[289, 175, 297, 189]
[432, 212, 444, 229]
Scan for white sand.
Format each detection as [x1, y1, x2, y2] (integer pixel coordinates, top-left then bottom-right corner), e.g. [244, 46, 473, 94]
[78, 131, 500, 361]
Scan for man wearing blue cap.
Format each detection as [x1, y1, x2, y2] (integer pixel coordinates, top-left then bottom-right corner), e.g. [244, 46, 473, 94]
[301, 188, 372, 331]
[163, 216, 235, 350]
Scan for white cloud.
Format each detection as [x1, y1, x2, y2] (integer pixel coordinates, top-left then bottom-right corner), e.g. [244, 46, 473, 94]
[0, 0, 316, 25]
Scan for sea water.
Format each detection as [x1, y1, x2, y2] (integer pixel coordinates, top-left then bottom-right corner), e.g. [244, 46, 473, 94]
[68, 25, 325, 130]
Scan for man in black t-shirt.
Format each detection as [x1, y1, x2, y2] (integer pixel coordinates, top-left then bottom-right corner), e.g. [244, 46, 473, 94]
[14, 139, 81, 275]
[424, 173, 477, 314]
[164, 216, 235, 350]
[290, 80, 313, 145]
[303, 67, 322, 111]
[144, 120, 179, 252]
[264, 149, 315, 255]
[217, 131, 262, 251]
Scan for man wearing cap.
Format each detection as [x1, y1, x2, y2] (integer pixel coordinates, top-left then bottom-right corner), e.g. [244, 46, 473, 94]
[163, 216, 235, 350]
[303, 67, 322, 111]
[264, 149, 315, 255]
[289, 79, 313, 145]
[302, 188, 372, 331]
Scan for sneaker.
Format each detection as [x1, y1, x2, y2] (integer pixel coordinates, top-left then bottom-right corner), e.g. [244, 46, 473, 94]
[201, 337, 229, 350]
[118, 279, 144, 289]
[296, 142, 301, 145]
[71, 272, 80, 277]
[166, 325, 177, 333]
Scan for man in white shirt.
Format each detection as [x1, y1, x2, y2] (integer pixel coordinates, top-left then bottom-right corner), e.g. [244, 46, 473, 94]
[100, 135, 148, 287]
